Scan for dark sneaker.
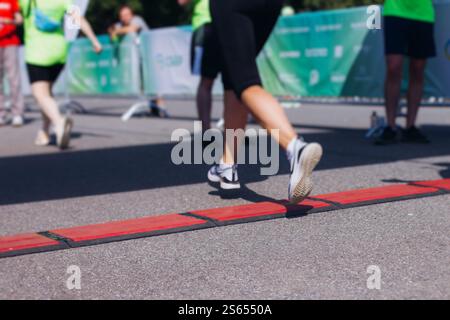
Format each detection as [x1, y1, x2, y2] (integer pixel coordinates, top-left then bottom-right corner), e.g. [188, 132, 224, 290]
[374, 127, 398, 145]
[401, 126, 430, 144]
[150, 101, 169, 118]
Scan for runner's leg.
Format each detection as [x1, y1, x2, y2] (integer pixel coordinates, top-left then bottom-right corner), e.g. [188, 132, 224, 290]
[193, 24, 220, 132]
[211, 0, 322, 202]
[31, 80, 72, 149]
[222, 90, 248, 165]
[31, 81, 64, 127]
[197, 77, 215, 132]
[211, 0, 296, 150]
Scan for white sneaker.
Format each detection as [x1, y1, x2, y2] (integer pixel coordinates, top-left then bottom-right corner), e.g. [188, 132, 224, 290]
[12, 115, 24, 127]
[55, 117, 73, 150]
[288, 140, 323, 204]
[208, 164, 241, 190]
[35, 130, 51, 146]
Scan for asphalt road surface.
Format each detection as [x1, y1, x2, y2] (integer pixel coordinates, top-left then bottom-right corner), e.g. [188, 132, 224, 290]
[0, 97, 449, 299]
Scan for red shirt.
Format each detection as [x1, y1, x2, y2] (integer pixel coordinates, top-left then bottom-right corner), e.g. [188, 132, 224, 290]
[0, 0, 20, 47]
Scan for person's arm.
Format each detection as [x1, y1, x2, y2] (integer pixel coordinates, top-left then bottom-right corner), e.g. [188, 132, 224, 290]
[108, 23, 139, 40]
[67, 9, 102, 53]
[79, 16, 102, 53]
[113, 24, 140, 35]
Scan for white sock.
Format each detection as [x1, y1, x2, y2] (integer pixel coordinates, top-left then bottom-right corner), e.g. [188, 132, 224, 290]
[286, 137, 307, 163]
[219, 161, 236, 170]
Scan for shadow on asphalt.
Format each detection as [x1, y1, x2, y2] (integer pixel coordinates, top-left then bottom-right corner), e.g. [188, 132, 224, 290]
[0, 124, 449, 206]
[382, 162, 450, 184]
[436, 163, 450, 178]
[208, 184, 278, 203]
[208, 184, 315, 219]
[41, 131, 113, 147]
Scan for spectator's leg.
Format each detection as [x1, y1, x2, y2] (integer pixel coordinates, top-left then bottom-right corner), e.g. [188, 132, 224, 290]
[197, 77, 215, 132]
[222, 90, 248, 165]
[406, 59, 427, 129]
[385, 54, 404, 129]
[5, 46, 24, 117]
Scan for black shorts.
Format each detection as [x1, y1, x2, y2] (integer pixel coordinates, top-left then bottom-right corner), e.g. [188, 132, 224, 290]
[211, 0, 283, 98]
[26, 63, 65, 84]
[384, 16, 436, 59]
[190, 23, 221, 80]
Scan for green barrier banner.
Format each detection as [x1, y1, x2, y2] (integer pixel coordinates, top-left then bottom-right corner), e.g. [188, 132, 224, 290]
[258, 7, 377, 97]
[426, 1, 450, 98]
[140, 26, 197, 96]
[20, 4, 448, 99]
[259, 4, 450, 98]
[54, 35, 140, 95]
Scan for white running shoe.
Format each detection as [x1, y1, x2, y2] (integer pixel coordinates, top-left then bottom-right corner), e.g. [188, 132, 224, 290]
[55, 117, 73, 150]
[288, 140, 323, 204]
[12, 115, 24, 127]
[35, 130, 51, 147]
[208, 164, 241, 190]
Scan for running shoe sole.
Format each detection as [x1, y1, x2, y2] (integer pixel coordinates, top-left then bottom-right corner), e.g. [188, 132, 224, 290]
[220, 179, 241, 191]
[59, 118, 73, 150]
[290, 143, 323, 204]
[35, 131, 51, 147]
